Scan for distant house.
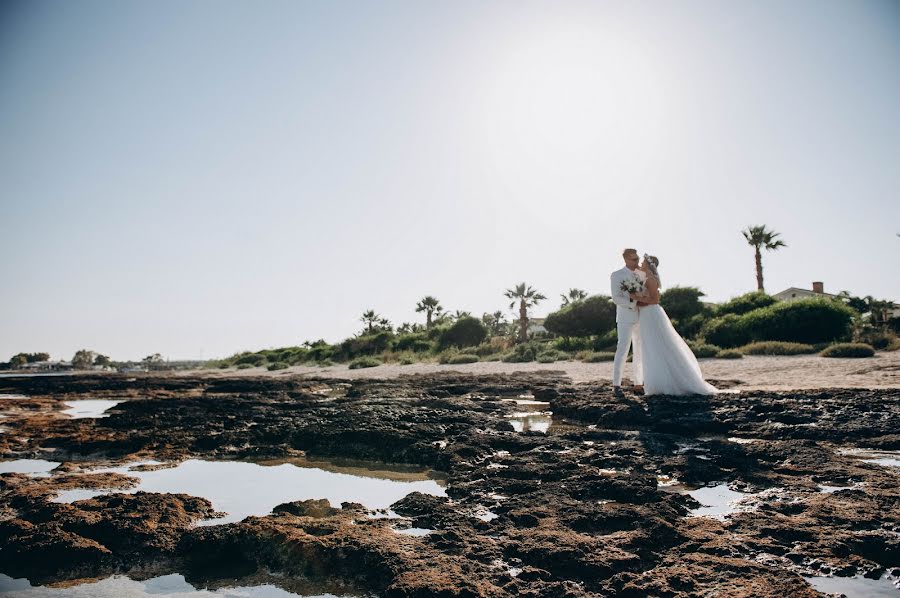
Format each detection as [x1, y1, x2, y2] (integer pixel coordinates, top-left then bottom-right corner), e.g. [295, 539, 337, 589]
[772, 282, 839, 302]
[772, 282, 899, 319]
[528, 317, 548, 335]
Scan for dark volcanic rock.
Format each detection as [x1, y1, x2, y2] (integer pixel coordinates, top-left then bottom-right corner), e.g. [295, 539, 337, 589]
[1, 372, 898, 596]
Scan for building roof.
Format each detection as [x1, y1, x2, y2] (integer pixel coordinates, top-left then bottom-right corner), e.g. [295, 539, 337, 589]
[772, 287, 839, 299]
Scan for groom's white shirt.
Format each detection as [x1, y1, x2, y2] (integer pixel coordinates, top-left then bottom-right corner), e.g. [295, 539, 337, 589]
[610, 267, 646, 323]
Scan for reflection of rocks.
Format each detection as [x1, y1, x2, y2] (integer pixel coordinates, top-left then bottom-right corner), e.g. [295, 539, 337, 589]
[0, 373, 899, 596]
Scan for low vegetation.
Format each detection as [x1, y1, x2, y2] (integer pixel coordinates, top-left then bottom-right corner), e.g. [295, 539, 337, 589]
[348, 356, 381, 369]
[819, 343, 876, 358]
[739, 341, 817, 356]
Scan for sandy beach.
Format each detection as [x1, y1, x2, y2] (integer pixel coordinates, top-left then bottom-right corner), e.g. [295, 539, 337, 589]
[193, 350, 900, 390]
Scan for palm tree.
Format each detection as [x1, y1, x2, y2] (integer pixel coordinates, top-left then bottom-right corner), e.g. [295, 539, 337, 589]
[482, 311, 508, 336]
[560, 288, 588, 307]
[505, 283, 546, 342]
[742, 225, 787, 291]
[415, 296, 443, 330]
[360, 310, 381, 334]
[450, 310, 471, 321]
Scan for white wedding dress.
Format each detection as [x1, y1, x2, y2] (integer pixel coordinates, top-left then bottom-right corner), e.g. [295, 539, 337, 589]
[639, 303, 718, 396]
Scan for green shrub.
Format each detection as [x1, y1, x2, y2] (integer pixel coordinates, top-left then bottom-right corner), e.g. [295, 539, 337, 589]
[348, 356, 381, 369]
[236, 363, 255, 370]
[660, 286, 707, 321]
[317, 359, 334, 367]
[438, 316, 488, 349]
[471, 337, 513, 356]
[743, 299, 854, 345]
[716, 349, 743, 359]
[267, 362, 289, 371]
[580, 351, 615, 362]
[544, 295, 617, 338]
[819, 343, 875, 358]
[436, 349, 458, 364]
[501, 342, 541, 363]
[399, 356, 415, 365]
[235, 353, 267, 367]
[394, 333, 432, 353]
[340, 332, 394, 359]
[447, 353, 479, 364]
[739, 341, 816, 355]
[536, 349, 568, 363]
[701, 314, 751, 348]
[481, 353, 504, 362]
[673, 313, 710, 341]
[689, 343, 720, 358]
[305, 341, 335, 363]
[554, 337, 593, 352]
[855, 330, 897, 351]
[592, 329, 618, 351]
[716, 291, 777, 316]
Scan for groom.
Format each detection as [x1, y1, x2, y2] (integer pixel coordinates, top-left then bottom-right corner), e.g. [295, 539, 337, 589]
[610, 248, 646, 393]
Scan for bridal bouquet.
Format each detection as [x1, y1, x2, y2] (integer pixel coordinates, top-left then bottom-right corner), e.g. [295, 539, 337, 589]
[620, 278, 643, 295]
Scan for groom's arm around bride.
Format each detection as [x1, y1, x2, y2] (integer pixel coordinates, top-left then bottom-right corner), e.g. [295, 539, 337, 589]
[610, 249, 644, 389]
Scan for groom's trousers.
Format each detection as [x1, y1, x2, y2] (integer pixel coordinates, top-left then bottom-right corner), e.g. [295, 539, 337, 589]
[613, 320, 642, 386]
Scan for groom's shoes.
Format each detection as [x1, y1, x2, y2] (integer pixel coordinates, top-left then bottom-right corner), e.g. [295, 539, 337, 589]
[613, 386, 624, 397]
[632, 384, 645, 395]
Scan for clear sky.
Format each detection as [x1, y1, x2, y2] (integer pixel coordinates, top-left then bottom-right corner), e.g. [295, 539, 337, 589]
[2, 0, 899, 361]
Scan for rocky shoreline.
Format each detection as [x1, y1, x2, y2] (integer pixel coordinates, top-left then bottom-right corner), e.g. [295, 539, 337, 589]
[1, 373, 898, 596]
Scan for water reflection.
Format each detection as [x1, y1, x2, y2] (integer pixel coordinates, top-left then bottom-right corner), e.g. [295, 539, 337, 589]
[804, 574, 900, 597]
[55, 457, 447, 525]
[502, 398, 552, 433]
[0, 459, 60, 476]
[0, 573, 359, 597]
[61, 400, 124, 419]
[686, 484, 752, 520]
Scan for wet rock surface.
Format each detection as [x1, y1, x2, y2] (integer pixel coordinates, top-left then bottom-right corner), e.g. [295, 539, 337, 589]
[0, 372, 898, 596]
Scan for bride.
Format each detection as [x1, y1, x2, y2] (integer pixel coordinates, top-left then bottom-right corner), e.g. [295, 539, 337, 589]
[630, 254, 718, 396]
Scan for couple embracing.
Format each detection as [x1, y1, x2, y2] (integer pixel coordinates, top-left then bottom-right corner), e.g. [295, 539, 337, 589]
[610, 248, 717, 397]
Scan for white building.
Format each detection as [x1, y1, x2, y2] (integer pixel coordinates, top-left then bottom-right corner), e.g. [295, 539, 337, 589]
[772, 282, 839, 302]
[527, 317, 548, 335]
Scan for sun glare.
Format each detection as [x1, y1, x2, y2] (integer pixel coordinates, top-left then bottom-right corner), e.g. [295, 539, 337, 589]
[471, 19, 669, 221]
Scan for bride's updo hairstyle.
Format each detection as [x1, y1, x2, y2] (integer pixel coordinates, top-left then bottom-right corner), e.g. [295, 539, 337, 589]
[643, 254, 661, 286]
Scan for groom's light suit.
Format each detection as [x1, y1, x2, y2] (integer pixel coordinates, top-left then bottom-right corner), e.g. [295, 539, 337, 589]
[610, 266, 646, 386]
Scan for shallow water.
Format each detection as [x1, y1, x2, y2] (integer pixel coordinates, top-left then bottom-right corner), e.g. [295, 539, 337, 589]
[839, 449, 900, 470]
[56, 458, 447, 525]
[819, 484, 855, 493]
[0, 459, 60, 476]
[803, 574, 900, 597]
[686, 484, 751, 520]
[0, 573, 354, 597]
[507, 412, 552, 433]
[61, 400, 124, 419]
[393, 526, 432, 537]
[503, 399, 553, 433]
[0, 393, 28, 399]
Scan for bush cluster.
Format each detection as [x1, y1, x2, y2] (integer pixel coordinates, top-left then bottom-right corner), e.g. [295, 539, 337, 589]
[348, 356, 381, 369]
[739, 341, 816, 355]
[438, 317, 488, 349]
[447, 353, 479, 364]
[689, 343, 720, 358]
[544, 296, 616, 338]
[578, 351, 615, 362]
[702, 298, 854, 348]
[501, 342, 542, 363]
[716, 349, 743, 359]
[536, 349, 568, 363]
[819, 343, 875, 358]
[716, 292, 777, 316]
